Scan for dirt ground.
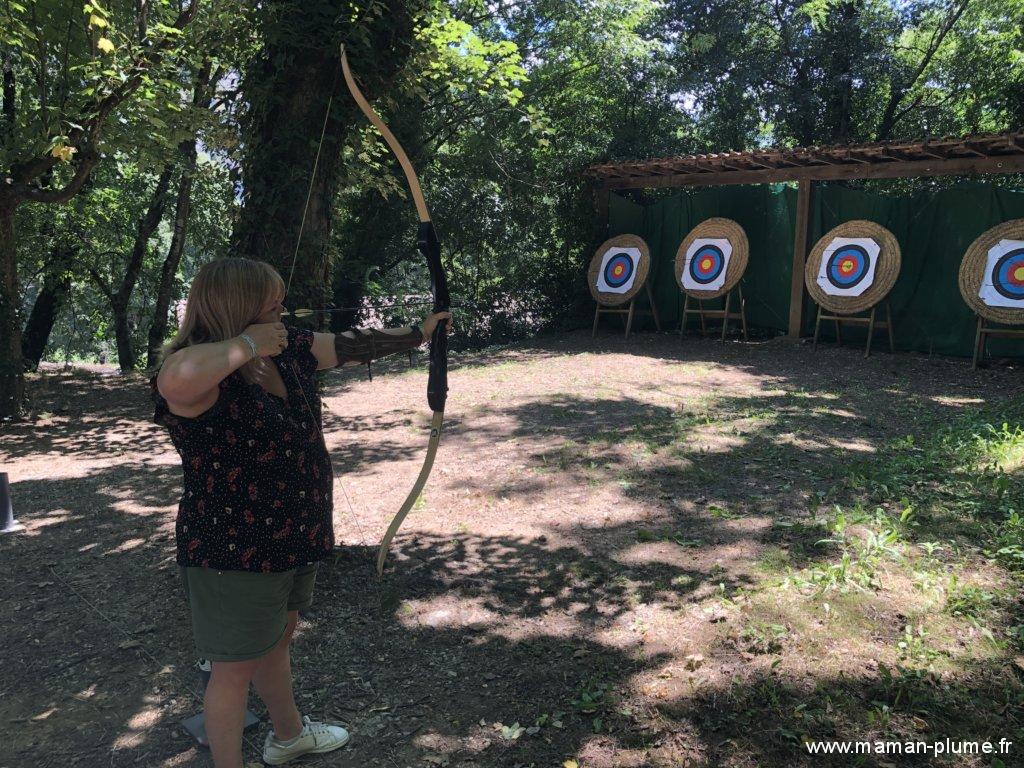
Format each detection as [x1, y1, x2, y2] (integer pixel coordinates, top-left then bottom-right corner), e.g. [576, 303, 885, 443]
[2, 330, 1023, 768]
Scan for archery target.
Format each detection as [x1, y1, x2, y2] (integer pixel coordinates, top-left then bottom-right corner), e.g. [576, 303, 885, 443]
[959, 220, 1024, 325]
[815, 238, 880, 297]
[674, 218, 750, 299]
[597, 247, 641, 294]
[979, 240, 1024, 308]
[682, 239, 732, 291]
[805, 221, 900, 315]
[588, 234, 651, 306]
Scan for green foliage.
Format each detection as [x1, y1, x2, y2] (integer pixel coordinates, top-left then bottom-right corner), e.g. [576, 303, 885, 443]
[13, 0, 1023, 362]
[740, 621, 788, 655]
[788, 505, 905, 594]
[1, 0, 215, 171]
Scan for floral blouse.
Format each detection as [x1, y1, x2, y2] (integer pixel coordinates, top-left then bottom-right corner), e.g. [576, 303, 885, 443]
[152, 327, 333, 573]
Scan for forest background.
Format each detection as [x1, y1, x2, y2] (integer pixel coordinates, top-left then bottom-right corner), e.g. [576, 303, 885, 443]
[2, 0, 1022, 418]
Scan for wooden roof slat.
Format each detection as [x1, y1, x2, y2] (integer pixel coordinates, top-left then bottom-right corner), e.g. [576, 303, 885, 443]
[587, 131, 1024, 185]
[962, 142, 989, 158]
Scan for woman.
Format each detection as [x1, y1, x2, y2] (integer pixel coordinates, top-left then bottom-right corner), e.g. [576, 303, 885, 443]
[152, 258, 451, 768]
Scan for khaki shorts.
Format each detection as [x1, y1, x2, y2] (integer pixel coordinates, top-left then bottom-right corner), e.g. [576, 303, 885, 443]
[180, 563, 318, 662]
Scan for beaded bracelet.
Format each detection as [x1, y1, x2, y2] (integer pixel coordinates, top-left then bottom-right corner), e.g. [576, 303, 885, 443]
[238, 333, 258, 360]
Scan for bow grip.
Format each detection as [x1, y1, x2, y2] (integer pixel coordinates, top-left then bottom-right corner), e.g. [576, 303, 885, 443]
[418, 222, 449, 413]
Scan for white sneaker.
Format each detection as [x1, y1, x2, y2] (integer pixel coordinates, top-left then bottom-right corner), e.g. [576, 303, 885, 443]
[262, 715, 351, 765]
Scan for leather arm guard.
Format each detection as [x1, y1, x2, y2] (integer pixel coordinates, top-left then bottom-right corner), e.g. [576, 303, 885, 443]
[333, 326, 424, 366]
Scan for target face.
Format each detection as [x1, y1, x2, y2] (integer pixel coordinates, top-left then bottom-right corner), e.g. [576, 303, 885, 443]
[596, 247, 640, 294]
[682, 238, 732, 291]
[979, 239, 1024, 308]
[815, 237, 880, 297]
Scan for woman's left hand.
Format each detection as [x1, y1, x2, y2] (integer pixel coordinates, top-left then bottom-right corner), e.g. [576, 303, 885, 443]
[421, 311, 453, 338]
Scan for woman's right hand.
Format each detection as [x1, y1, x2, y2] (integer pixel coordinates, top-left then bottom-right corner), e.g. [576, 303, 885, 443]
[241, 322, 289, 357]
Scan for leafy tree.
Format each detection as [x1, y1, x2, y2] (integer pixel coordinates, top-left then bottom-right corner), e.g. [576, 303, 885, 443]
[1, 0, 201, 416]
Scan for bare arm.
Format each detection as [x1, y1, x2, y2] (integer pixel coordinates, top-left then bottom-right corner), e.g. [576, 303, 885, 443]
[157, 338, 253, 416]
[157, 321, 289, 416]
[312, 331, 340, 370]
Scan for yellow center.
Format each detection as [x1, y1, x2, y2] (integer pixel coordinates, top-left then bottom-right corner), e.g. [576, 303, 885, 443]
[701, 258, 713, 271]
[1014, 265, 1024, 282]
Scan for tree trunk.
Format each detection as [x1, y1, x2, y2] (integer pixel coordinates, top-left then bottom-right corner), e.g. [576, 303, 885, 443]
[21, 241, 76, 370]
[147, 60, 212, 369]
[233, 0, 417, 321]
[147, 144, 197, 369]
[111, 165, 173, 372]
[112, 304, 135, 373]
[0, 201, 24, 418]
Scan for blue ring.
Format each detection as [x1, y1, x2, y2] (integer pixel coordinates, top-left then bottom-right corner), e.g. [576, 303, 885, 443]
[826, 245, 869, 289]
[689, 245, 725, 285]
[604, 252, 635, 288]
[993, 248, 1024, 300]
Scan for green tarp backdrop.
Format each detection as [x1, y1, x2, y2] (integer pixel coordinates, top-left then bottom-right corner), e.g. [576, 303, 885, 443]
[607, 182, 1024, 358]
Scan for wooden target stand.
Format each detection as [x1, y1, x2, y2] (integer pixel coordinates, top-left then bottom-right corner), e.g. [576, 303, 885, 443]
[804, 220, 901, 359]
[811, 301, 895, 358]
[971, 318, 1024, 368]
[680, 285, 748, 341]
[591, 282, 662, 338]
[675, 218, 751, 342]
[589, 234, 662, 338]
[959, 219, 1024, 368]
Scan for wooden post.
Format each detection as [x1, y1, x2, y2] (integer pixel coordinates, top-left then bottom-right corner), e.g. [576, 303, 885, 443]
[973, 316, 984, 368]
[739, 285, 749, 341]
[865, 306, 877, 358]
[720, 291, 732, 341]
[886, 302, 895, 352]
[788, 179, 814, 338]
[645, 282, 662, 331]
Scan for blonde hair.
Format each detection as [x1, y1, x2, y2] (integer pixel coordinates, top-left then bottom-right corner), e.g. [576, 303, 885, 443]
[159, 258, 286, 381]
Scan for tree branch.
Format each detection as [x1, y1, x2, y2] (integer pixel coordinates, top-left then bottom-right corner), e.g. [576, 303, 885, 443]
[20, 151, 100, 204]
[11, 0, 201, 200]
[876, 0, 971, 139]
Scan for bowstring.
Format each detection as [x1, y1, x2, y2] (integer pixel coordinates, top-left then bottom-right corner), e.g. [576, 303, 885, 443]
[284, 62, 339, 302]
[283, 57, 373, 556]
[288, 47, 433, 645]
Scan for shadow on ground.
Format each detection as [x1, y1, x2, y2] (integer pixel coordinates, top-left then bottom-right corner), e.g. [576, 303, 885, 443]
[2, 332, 1022, 767]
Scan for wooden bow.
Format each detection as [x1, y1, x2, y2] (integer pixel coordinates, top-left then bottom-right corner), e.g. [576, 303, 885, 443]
[340, 44, 450, 577]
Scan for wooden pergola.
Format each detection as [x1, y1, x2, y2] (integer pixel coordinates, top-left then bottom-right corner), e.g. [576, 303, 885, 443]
[587, 131, 1024, 337]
